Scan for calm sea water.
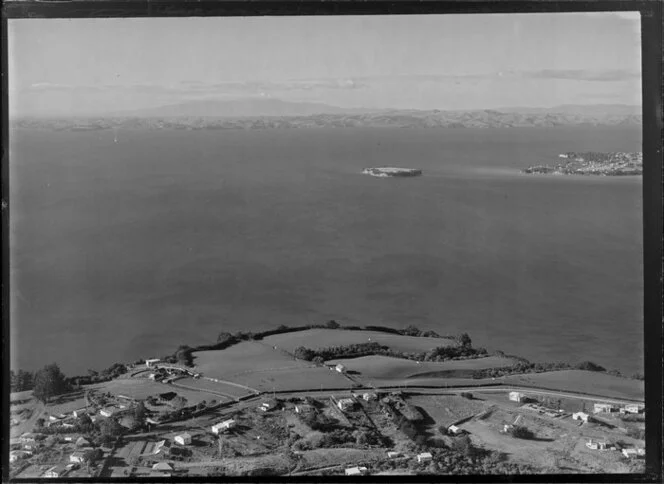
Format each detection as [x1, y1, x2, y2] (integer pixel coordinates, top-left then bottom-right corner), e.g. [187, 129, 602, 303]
[9, 126, 644, 375]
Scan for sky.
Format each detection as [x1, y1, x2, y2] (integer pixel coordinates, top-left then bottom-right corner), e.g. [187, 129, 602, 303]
[8, 12, 642, 116]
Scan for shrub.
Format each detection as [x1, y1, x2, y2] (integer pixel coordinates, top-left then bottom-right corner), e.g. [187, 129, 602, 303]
[510, 425, 535, 440]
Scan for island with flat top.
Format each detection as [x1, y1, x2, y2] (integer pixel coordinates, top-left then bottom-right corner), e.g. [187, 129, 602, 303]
[362, 167, 423, 177]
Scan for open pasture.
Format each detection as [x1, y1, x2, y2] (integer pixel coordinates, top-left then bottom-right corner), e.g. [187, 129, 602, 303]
[327, 355, 516, 380]
[100, 378, 215, 405]
[230, 366, 350, 392]
[261, 329, 456, 354]
[407, 394, 489, 428]
[173, 377, 255, 399]
[193, 342, 310, 379]
[504, 370, 644, 401]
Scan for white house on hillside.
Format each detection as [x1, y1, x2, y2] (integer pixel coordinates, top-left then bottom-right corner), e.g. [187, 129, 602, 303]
[417, 452, 433, 463]
[345, 466, 368, 476]
[211, 419, 236, 434]
[174, 433, 192, 446]
[145, 359, 161, 368]
[337, 398, 355, 411]
[572, 412, 590, 422]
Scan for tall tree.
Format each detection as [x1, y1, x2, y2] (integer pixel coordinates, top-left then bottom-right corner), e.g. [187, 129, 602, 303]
[33, 363, 68, 403]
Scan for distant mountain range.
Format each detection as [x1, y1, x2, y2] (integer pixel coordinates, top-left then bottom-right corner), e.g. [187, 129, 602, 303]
[14, 100, 641, 130]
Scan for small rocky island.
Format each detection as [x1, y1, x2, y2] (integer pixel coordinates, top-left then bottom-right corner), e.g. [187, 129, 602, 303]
[523, 151, 642, 176]
[362, 167, 423, 177]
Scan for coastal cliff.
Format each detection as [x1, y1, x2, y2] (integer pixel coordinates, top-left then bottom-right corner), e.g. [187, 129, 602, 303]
[523, 151, 642, 176]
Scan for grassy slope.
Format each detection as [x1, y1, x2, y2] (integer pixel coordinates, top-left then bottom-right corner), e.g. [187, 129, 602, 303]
[327, 355, 516, 380]
[503, 370, 644, 401]
[261, 329, 455, 353]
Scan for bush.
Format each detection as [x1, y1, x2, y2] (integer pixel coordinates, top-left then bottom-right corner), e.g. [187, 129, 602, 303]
[510, 425, 535, 440]
[575, 361, 606, 372]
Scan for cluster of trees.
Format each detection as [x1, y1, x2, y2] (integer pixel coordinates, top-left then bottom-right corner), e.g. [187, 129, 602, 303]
[292, 339, 487, 365]
[472, 359, 627, 379]
[33, 363, 70, 403]
[10, 369, 34, 392]
[69, 363, 128, 387]
[509, 425, 535, 440]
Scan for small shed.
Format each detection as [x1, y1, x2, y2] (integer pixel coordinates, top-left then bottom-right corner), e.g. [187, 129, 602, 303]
[363, 392, 378, 401]
[387, 451, 401, 459]
[70, 451, 86, 463]
[335, 364, 346, 373]
[152, 462, 174, 471]
[447, 425, 462, 435]
[145, 359, 161, 368]
[174, 433, 192, 446]
[417, 452, 433, 463]
[572, 412, 590, 422]
[509, 391, 525, 403]
[593, 403, 617, 414]
[345, 466, 368, 476]
[211, 419, 236, 434]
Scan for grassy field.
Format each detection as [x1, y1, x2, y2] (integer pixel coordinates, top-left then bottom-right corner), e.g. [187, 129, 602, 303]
[407, 394, 489, 428]
[173, 377, 255, 399]
[261, 329, 456, 353]
[193, 342, 310, 379]
[99, 378, 215, 405]
[326, 355, 516, 380]
[232, 367, 351, 392]
[504, 370, 644, 401]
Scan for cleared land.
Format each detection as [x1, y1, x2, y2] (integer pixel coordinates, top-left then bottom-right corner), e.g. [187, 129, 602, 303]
[503, 371, 644, 401]
[327, 355, 516, 380]
[194, 342, 310, 379]
[261, 329, 456, 353]
[232, 367, 351, 392]
[101, 378, 218, 405]
[408, 394, 489, 428]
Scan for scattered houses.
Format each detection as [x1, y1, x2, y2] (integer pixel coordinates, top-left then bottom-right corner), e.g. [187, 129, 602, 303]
[174, 433, 192, 446]
[417, 452, 433, 463]
[622, 404, 645, 414]
[211, 419, 236, 434]
[622, 448, 645, 459]
[593, 403, 618, 414]
[9, 450, 32, 463]
[345, 466, 368, 476]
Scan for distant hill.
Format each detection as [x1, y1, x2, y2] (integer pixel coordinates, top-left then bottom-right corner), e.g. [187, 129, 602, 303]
[115, 98, 380, 118]
[14, 103, 642, 131]
[496, 104, 641, 116]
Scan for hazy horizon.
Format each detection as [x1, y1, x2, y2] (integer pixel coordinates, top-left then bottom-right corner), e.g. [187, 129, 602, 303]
[9, 12, 641, 117]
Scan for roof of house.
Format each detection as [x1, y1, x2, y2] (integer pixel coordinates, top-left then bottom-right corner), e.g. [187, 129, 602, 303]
[152, 462, 174, 471]
[418, 452, 433, 458]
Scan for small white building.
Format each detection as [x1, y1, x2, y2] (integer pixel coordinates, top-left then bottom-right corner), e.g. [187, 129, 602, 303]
[9, 451, 31, 463]
[387, 451, 401, 459]
[593, 403, 617, 414]
[152, 440, 171, 454]
[363, 392, 378, 401]
[622, 448, 645, 459]
[447, 425, 462, 435]
[99, 408, 115, 418]
[43, 465, 67, 478]
[145, 359, 161, 368]
[509, 391, 525, 403]
[152, 462, 174, 471]
[345, 466, 368, 476]
[259, 401, 277, 412]
[572, 412, 590, 422]
[623, 404, 645, 414]
[586, 439, 610, 450]
[337, 398, 355, 411]
[295, 404, 314, 414]
[70, 451, 86, 463]
[211, 419, 236, 434]
[417, 452, 433, 463]
[72, 408, 88, 418]
[174, 433, 192, 446]
[335, 364, 346, 373]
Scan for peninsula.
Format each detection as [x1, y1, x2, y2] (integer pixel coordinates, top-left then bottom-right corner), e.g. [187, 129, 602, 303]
[362, 167, 423, 177]
[523, 151, 642, 176]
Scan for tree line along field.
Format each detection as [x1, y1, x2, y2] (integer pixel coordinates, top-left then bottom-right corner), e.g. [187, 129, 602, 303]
[326, 355, 517, 380]
[260, 329, 457, 354]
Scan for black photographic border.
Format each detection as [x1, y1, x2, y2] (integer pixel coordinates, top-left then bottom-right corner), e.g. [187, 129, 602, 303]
[2, 1, 662, 483]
